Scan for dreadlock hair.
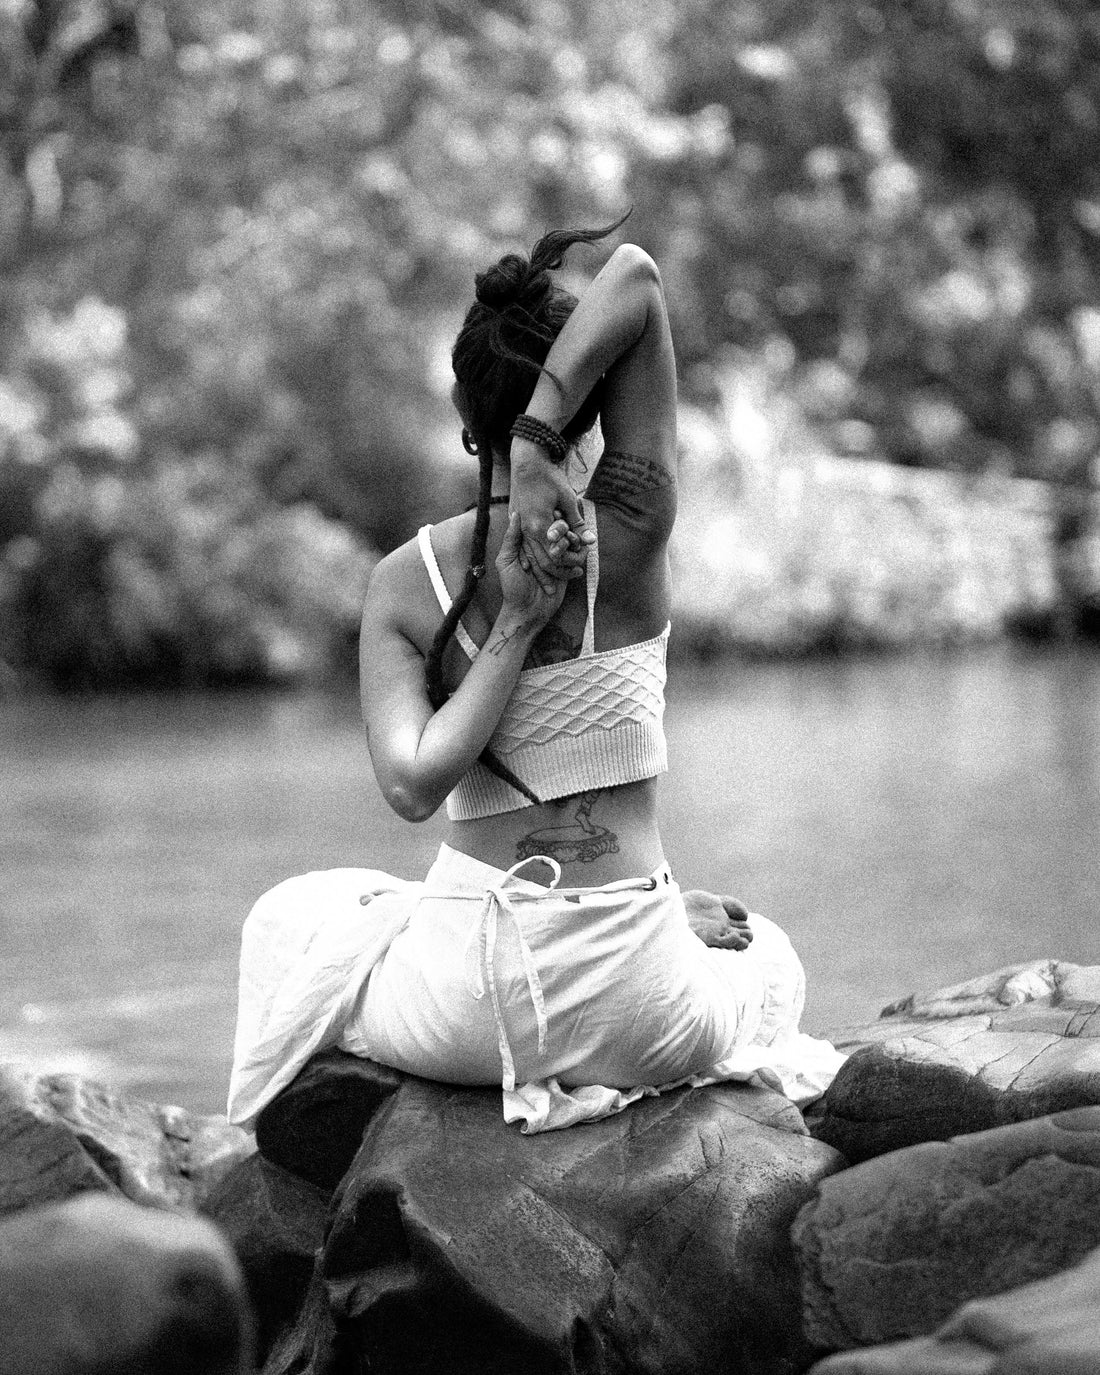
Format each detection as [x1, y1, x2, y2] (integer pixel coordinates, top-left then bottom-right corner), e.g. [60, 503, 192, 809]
[425, 211, 631, 807]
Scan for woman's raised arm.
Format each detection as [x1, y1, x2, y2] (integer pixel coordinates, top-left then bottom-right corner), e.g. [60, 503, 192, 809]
[510, 243, 677, 576]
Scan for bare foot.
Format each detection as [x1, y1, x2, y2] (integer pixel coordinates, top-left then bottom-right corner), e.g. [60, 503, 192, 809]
[682, 890, 753, 950]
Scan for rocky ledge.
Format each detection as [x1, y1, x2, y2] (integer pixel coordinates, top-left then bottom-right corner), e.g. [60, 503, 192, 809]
[807, 1242, 1100, 1374]
[792, 958, 1100, 1375]
[6, 957, 1100, 1375]
[0, 1062, 254, 1215]
[809, 959, 1100, 1163]
[795, 1106, 1100, 1351]
[207, 1051, 845, 1375]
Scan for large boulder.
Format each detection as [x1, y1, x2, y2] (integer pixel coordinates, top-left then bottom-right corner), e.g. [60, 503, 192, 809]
[0, 1193, 250, 1375]
[259, 1054, 845, 1375]
[201, 1151, 330, 1362]
[0, 1064, 254, 1215]
[807, 1241, 1100, 1374]
[255, 1048, 405, 1193]
[793, 1105, 1100, 1354]
[810, 961, 1100, 1162]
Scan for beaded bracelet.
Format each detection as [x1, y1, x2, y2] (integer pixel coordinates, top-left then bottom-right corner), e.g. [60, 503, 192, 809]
[509, 414, 570, 464]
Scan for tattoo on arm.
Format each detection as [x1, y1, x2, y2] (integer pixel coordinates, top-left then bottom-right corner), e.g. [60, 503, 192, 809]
[486, 624, 527, 657]
[584, 449, 674, 511]
[489, 617, 583, 666]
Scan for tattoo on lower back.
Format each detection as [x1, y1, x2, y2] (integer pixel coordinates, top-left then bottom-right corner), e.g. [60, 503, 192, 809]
[514, 789, 620, 865]
[584, 449, 674, 509]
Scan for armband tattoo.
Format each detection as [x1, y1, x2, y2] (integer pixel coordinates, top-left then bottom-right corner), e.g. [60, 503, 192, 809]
[584, 449, 675, 508]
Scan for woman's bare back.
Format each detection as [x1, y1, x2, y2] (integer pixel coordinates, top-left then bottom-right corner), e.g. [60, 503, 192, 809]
[400, 497, 670, 885]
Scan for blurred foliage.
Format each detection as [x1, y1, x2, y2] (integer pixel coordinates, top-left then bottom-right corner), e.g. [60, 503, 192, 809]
[673, 373, 1064, 656]
[0, 295, 375, 685]
[1, 0, 1100, 686]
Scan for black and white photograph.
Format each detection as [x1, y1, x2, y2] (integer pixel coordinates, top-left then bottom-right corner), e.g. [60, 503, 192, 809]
[2, 2, 1100, 1371]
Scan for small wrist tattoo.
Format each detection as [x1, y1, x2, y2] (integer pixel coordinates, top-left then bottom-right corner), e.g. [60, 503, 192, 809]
[487, 622, 532, 657]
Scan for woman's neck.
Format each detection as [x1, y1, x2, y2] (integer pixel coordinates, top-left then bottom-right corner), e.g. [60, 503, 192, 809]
[491, 458, 510, 503]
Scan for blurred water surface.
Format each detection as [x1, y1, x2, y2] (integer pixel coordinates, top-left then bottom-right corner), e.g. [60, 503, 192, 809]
[2, 645, 1099, 1115]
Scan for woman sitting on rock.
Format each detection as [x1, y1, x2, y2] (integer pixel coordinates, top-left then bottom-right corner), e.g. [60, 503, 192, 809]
[228, 219, 843, 1134]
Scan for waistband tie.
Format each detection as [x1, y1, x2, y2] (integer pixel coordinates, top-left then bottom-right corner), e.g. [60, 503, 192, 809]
[466, 855, 560, 1091]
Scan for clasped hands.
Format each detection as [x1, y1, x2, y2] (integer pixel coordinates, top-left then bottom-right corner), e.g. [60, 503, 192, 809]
[509, 448, 595, 594]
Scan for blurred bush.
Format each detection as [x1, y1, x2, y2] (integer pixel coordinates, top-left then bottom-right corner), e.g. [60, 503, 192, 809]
[671, 356, 1060, 656]
[0, 297, 376, 687]
[1, 0, 1099, 686]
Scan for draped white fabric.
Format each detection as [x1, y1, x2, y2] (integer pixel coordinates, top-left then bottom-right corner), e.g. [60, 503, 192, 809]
[228, 845, 845, 1134]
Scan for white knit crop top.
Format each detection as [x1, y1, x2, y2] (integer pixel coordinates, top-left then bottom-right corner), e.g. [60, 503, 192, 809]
[418, 510, 669, 821]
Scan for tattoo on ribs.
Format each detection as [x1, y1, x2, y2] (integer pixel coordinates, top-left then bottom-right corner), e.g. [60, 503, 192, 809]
[514, 789, 620, 865]
[584, 449, 674, 508]
[525, 622, 582, 669]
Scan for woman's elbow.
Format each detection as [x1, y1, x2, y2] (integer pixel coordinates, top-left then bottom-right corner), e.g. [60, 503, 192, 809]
[382, 779, 441, 823]
[611, 243, 662, 290]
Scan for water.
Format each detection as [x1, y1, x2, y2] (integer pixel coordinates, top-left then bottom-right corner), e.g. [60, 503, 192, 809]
[2, 645, 1099, 1115]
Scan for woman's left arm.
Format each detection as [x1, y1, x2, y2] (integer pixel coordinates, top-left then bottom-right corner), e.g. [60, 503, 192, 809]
[361, 516, 571, 821]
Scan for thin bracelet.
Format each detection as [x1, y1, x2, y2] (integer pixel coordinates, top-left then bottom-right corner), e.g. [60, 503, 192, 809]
[509, 414, 570, 464]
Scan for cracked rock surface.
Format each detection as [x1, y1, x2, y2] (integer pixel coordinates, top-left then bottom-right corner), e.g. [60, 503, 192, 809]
[202, 1150, 329, 1360]
[806, 1238, 1100, 1374]
[809, 960, 1100, 1162]
[0, 1062, 254, 1214]
[793, 1105, 1100, 1352]
[248, 1049, 844, 1375]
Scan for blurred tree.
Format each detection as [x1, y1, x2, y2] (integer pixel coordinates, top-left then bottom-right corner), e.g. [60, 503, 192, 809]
[654, 0, 1100, 482]
[2, 0, 1099, 685]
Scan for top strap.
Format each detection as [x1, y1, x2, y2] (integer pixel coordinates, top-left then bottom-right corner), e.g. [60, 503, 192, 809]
[417, 525, 479, 661]
[582, 504, 598, 657]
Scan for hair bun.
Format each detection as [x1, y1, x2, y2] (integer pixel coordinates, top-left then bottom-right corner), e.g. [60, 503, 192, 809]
[474, 253, 550, 310]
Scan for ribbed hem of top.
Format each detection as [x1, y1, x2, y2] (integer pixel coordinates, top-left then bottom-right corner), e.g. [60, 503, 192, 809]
[445, 722, 668, 822]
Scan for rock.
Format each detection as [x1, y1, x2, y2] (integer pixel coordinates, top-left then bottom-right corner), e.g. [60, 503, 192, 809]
[255, 1048, 404, 1192]
[810, 1332, 996, 1374]
[263, 1066, 844, 1375]
[174, 1104, 258, 1206]
[807, 1241, 1100, 1374]
[0, 1064, 254, 1215]
[793, 1105, 1100, 1353]
[810, 960, 1100, 1162]
[0, 1192, 250, 1375]
[201, 1150, 329, 1363]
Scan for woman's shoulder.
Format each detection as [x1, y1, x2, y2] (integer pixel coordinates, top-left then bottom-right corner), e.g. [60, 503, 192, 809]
[368, 513, 469, 583]
[366, 534, 419, 597]
[360, 536, 445, 663]
[362, 529, 434, 634]
[418, 510, 477, 564]
[363, 512, 479, 628]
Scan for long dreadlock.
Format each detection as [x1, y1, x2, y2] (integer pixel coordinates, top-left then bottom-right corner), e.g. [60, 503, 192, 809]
[426, 212, 631, 806]
[423, 423, 542, 804]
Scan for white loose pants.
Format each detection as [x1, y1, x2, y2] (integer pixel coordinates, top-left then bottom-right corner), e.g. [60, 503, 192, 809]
[228, 844, 845, 1134]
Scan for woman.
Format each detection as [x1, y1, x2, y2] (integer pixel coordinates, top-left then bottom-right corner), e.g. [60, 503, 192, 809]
[228, 221, 843, 1134]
